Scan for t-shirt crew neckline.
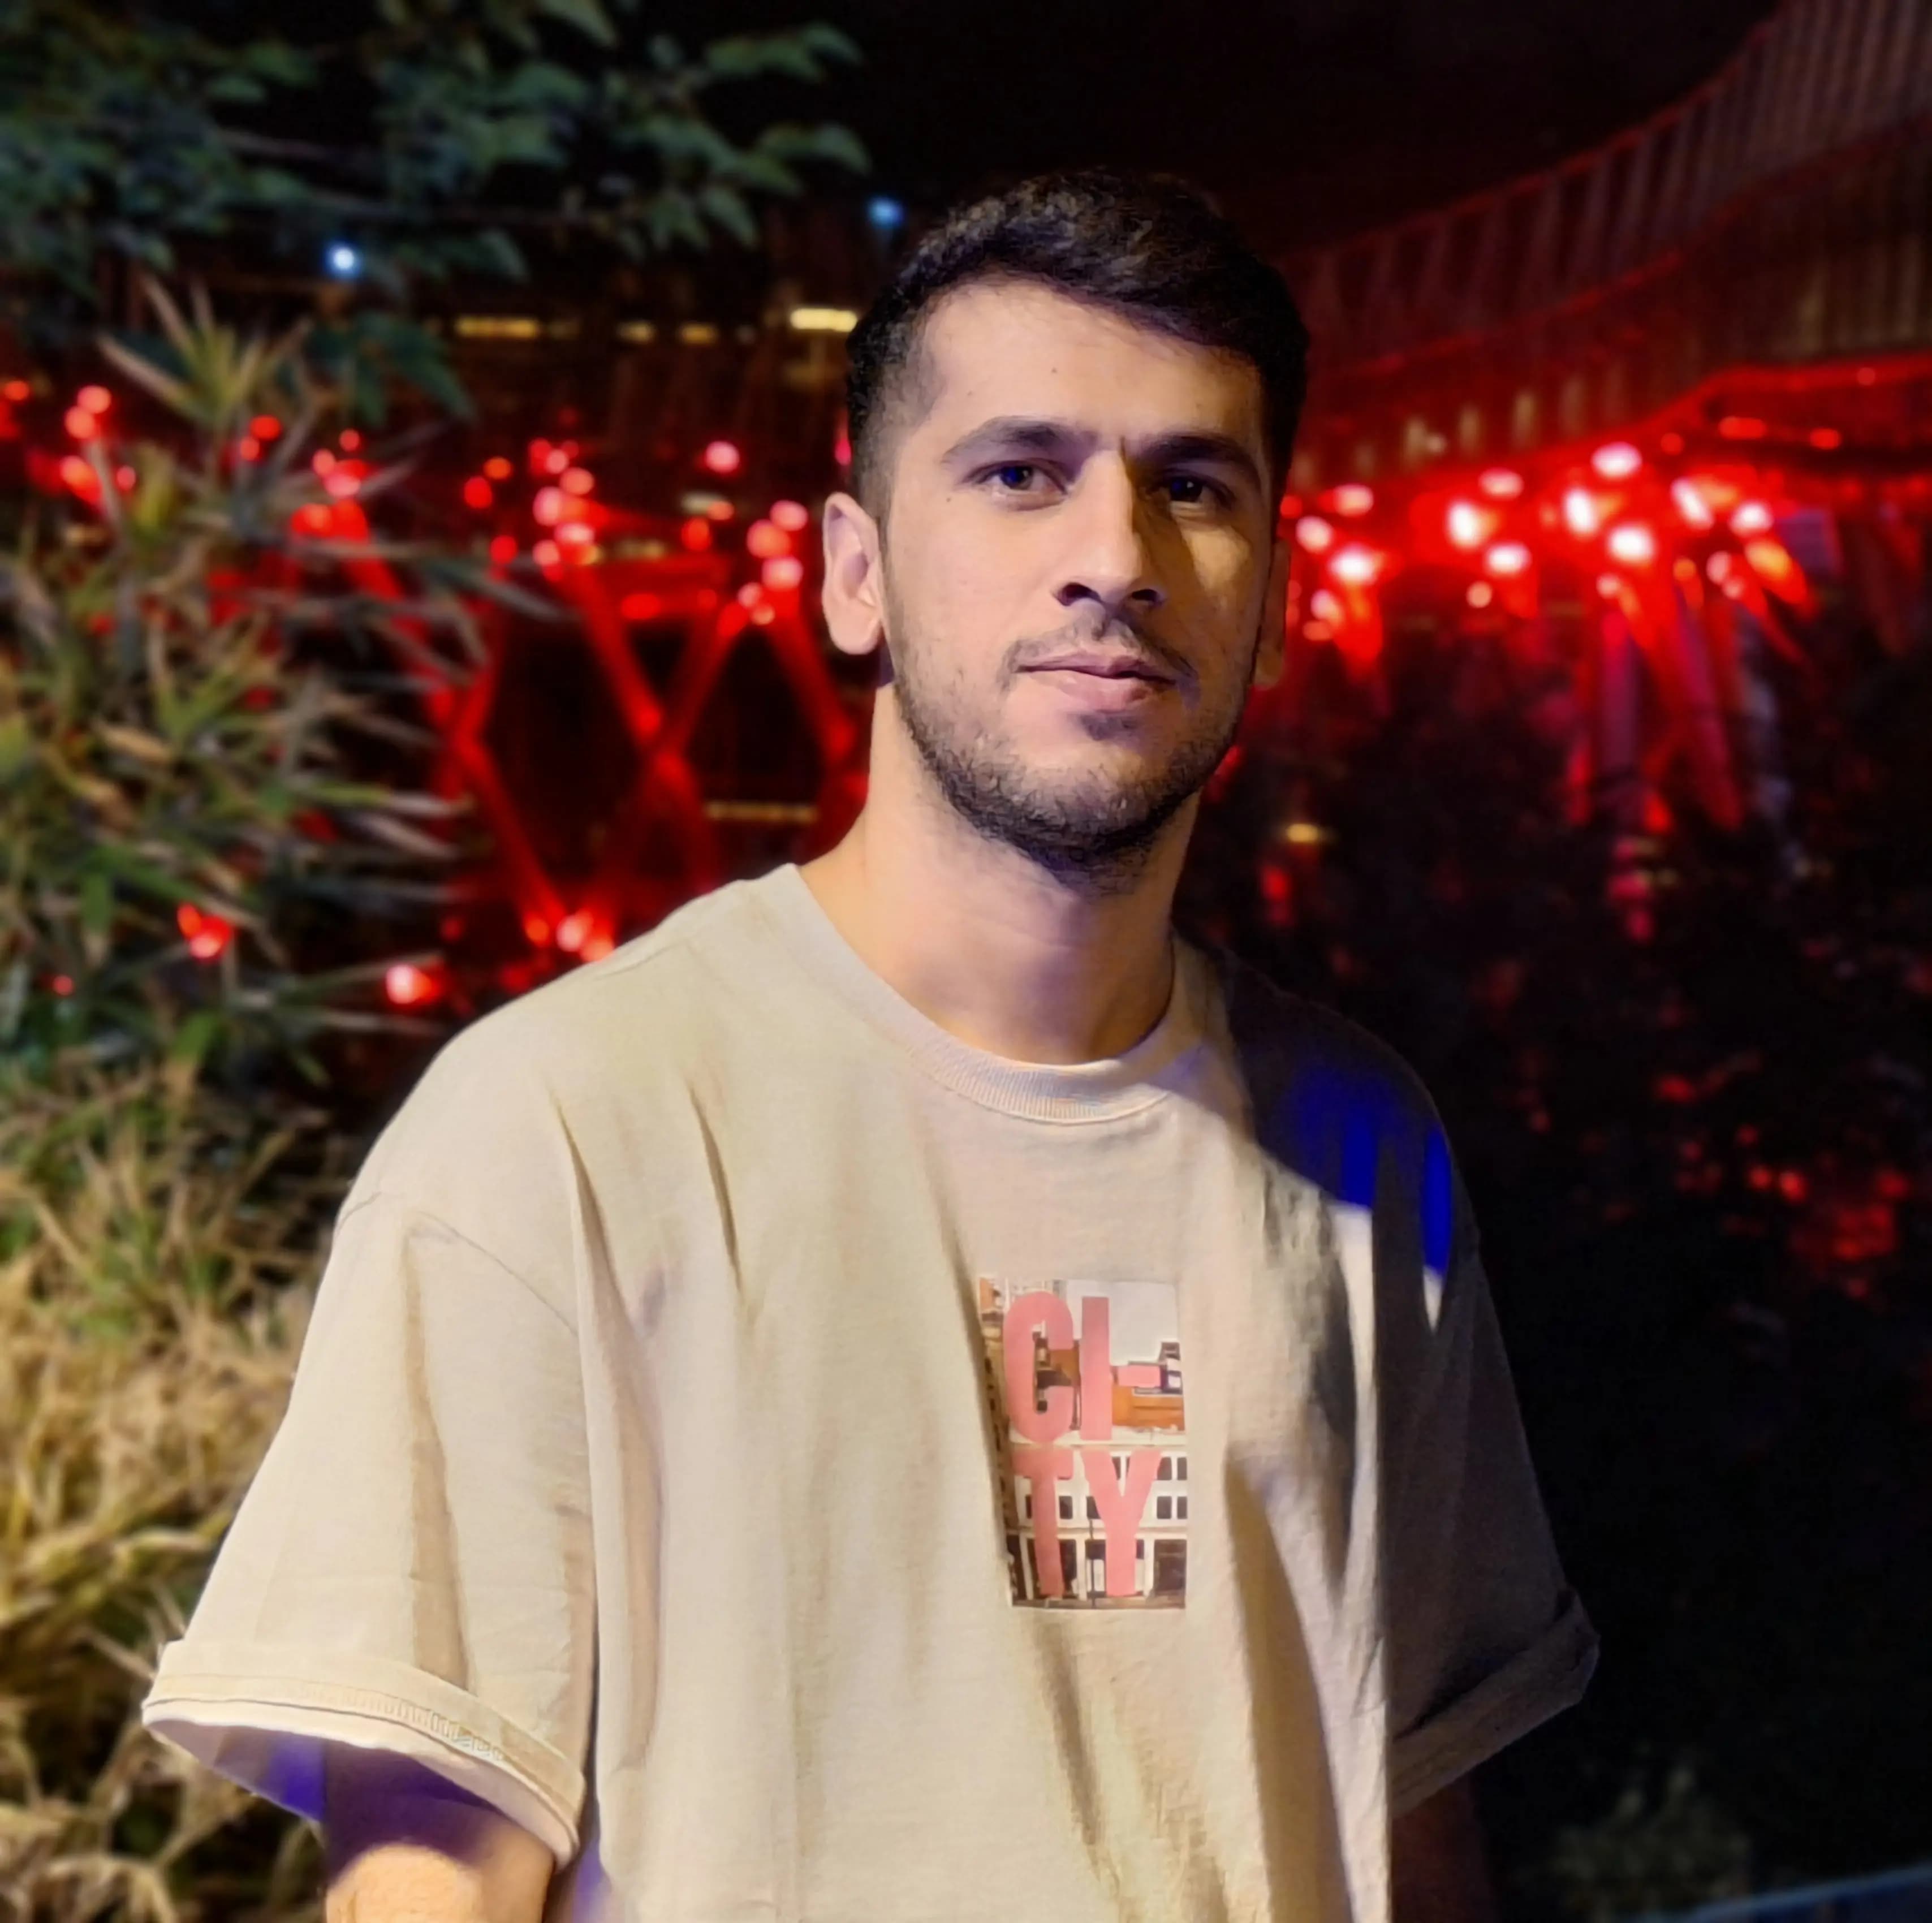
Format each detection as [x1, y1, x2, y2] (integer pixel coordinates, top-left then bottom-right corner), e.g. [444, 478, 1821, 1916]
[751, 861, 1210, 1125]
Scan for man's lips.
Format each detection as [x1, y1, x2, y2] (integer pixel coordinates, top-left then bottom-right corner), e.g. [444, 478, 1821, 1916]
[1020, 652, 1177, 683]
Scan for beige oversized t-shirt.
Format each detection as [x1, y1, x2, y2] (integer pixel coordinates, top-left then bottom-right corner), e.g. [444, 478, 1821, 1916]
[143, 863, 1596, 1923]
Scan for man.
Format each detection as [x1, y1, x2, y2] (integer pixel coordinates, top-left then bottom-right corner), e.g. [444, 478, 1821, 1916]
[143, 170, 1595, 1922]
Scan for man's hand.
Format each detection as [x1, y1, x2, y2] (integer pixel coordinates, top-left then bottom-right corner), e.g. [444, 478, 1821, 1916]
[322, 1747, 555, 1923]
[1391, 1778, 1498, 1923]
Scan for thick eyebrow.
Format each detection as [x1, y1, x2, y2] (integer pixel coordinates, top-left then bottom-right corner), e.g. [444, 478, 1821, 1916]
[940, 416, 1264, 494]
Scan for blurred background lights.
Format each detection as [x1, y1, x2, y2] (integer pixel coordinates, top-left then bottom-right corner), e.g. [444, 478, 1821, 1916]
[702, 438, 742, 475]
[1591, 441, 1642, 480]
[325, 242, 361, 278]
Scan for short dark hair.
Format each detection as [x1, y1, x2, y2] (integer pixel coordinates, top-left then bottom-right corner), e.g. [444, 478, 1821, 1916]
[844, 167, 1310, 515]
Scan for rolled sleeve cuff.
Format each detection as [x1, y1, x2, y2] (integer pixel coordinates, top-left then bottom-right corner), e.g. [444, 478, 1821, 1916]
[140, 1637, 584, 1865]
[1390, 1592, 1600, 1816]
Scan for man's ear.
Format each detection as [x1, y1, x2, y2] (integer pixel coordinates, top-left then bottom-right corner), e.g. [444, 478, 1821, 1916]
[1252, 529, 1290, 692]
[821, 491, 887, 659]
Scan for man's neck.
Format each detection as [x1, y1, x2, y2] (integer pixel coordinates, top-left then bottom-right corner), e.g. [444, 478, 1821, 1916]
[799, 725, 1193, 1067]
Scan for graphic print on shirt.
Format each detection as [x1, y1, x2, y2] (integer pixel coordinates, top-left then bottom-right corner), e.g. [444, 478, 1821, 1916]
[976, 1277, 1188, 1608]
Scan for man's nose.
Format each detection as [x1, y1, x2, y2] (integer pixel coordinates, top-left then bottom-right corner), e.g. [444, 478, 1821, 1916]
[1054, 455, 1165, 618]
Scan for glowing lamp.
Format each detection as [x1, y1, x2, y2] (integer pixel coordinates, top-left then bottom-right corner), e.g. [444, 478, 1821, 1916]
[312, 449, 336, 475]
[557, 520, 595, 549]
[770, 499, 810, 532]
[532, 538, 562, 569]
[2, 379, 28, 402]
[1729, 502, 1773, 536]
[1745, 539, 1801, 593]
[1561, 488, 1602, 537]
[1671, 478, 1715, 529]
[115, 464, 135, 490]
[1606, 523, 1656, 566]
[1707, 553, 1734, 583]
[705, 498, 735, 522]
[543, 447, 569, 476]
[484, 456, 512, 481]
[1591, 441, 1641, 480]
[323, 467, 361, 499]
[326, 242, 361, 278]
[1330, 544, 1379, 585]
[762, 555, 805, 591]
[58, 454, 98, 497]
[250, 415, 282, 441]
[176, 904, 234, 962]
[339, 430, 362, 452]
[1294, 515, 1335, 553]
[1309, 588, 1344, 624]
[746, 519, 790, 559]
[489, 534, 517, 564]
[64, 406, 98, 440]
[736, 583, 764, 608]
[533, 486, 567, 526]
[77, 385, 111, 415]
[561, 466, 595, 496]
[1465, 581, 1494, 608]
[702, 439, 742, 476]
[385, 963, 441, 1008]
[1445, 501, 1490, 550]
[1484, 541, 1532, 577]
[462, 476, 493, 511]
[1477, 468, 1524, 499]
[237, 436, 262, 462]
[1328, 483, 1374, 517]
[680, 516, 713, 552]
[556, 912, 591, 955]
[1595, 573, 1623, 599]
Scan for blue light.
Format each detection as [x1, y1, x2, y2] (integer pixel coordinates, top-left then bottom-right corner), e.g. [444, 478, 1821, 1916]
[866, 196, 905, 234]
[326, 243, 361, 279]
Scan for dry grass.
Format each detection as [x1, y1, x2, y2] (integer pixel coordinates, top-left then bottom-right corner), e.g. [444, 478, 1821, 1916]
[0, 1066, 341, 1922]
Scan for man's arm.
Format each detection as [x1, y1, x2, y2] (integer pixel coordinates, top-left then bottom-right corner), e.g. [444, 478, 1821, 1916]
[322, 1747, 555, 1923]
[1391, 1778, 1498, 1923]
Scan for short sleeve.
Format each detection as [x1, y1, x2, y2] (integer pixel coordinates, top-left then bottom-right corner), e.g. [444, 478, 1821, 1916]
[1383, 1162, 1598, 1815]
[140, 1189, 595, 1864]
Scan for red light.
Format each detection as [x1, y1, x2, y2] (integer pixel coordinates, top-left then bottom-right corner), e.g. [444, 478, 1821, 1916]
[176, 903, 234, 961]
[736, 582, 764, 608]
[1484, 541, 1532, 576]
[1591, 441, 1642, 480]
[521, 913, 552, 946]
[1718, 416, 1767, 440]
[746, 518, 790, 559]
[76, 385, 110, 415]
[1778, 1169, 1808, 1203]
[1477, 467, 1524, 499]
[291, 502, 334, 537]
[770, 499, 810, 532]
[621, 591, 663, 621]
[1465, 581, 1494, 608]
[557, 520, 594, 548]
[556, 911, 591, 954]
[1729, 501, 1773, 536]
[323, 467, 361, 499]
[58, 454, 98, 497]
[51, 974, 74, 997]
[834, 428, 852, 468]
[680, 516, 713, 552]
[762, 555, 805, 591]
[1606, 523, 1657, 565]
[543, 447, 570, 476]
[1659, 431, 1685, 454]
[1707, 553, 1734, 584]
[1856, 366, 1877, 386]
[1595, 572, 1623, 599]
[115, 464, 135, 490]
[533, 538, 562, 568]
[312, 449, 336, 475]
[237, 435, 261, 462]
[1294, 515, 1335, 553]
[339, 429, 362, 452]
[484, 456, 513, 481]
[249, 414, 282, 441]
[702, 439, 742, 476]
[1562, 488, 1602, 537]
[64, 406, 98, 440]
[463, 476, 493, 511]
[561, 467, 594, 496]
[1327, 483, 1374, 517]
[533, 486, 567, 526]
[489, 534, 517, 564]
[1808, 426, 1843, 450]
[384, 962, 441, 1008]
[704, 498, 735, 521]
[581, 930, 615, 963]
[1445, 501, 1489, 550]
[2, 379, 28, 403]
[1309, 588, 1344, 624]
[1330, 543, 1379, 585]
[1671, 478, 1715, 529]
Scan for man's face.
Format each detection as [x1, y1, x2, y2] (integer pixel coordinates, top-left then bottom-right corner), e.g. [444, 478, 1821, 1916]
[849, 278, 1286, 888]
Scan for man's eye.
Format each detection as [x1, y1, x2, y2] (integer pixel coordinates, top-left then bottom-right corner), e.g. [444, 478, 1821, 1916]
[1163, 475, 1217, 505]
[990, 463, 1039, 490]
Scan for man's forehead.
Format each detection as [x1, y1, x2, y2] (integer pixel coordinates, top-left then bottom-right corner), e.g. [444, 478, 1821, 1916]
[910, 279, 1265, 446]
